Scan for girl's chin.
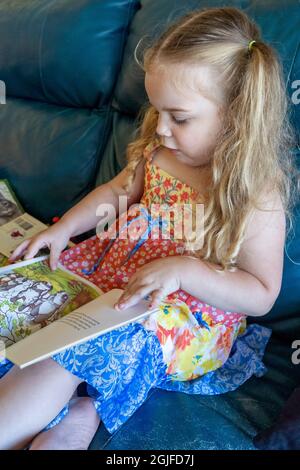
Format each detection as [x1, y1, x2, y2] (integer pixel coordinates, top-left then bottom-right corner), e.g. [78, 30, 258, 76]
[167, 147, 205, 167]
[175, 151, 210, 168]
[174, 151, 193, 163]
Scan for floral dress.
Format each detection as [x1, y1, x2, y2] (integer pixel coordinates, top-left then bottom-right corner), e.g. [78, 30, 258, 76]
[0, 139, 271, 434]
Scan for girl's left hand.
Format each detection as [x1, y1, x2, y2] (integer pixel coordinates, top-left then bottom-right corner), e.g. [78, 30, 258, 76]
[114, 257, 183, 310]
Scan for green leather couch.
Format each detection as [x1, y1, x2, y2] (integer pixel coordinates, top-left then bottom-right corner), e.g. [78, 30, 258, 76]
[0, 0, 299, 450]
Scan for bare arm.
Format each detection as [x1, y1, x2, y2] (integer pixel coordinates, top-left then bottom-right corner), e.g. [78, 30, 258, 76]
[179, 191, 286, 317]
[9, 160, 145, 268]
[179, 258, 279, 317]
[60, 161, 145, 237]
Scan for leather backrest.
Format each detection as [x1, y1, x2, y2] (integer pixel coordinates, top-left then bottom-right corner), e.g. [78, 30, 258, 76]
[0, 0, 139, 222]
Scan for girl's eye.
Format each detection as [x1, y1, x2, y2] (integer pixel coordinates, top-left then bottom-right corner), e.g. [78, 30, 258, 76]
[171, 116, 188, 125]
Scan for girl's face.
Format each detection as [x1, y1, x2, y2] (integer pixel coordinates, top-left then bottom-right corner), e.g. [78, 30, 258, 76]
[145, 63, 224, 168]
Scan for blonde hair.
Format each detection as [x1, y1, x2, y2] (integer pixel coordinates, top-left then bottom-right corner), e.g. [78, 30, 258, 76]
[122, 6, 299, 271]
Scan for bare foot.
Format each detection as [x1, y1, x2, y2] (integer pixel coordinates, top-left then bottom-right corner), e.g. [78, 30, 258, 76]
[29, 397, 100, 450]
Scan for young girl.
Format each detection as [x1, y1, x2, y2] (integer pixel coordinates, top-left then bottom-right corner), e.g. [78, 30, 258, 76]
[0, 6, 297, 450]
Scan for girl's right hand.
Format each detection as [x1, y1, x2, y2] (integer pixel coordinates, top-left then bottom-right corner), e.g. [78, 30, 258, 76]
[8, 223, 73, 271]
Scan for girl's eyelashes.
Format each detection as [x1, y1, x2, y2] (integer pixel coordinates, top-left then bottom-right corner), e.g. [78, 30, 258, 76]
[153, 106, 189, 125]
[171, 116, 188, 125]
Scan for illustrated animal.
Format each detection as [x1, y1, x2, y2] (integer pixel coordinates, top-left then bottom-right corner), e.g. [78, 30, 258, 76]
[28, 291, 70, 324]
[0, 272, 70, 324]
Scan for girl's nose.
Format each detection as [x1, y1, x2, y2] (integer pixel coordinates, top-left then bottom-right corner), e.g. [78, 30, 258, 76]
[156, 114, 172, 138]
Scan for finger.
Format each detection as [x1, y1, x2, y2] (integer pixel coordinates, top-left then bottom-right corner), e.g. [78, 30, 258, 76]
[49, 247, 61, 271]
[126, 272, 140, 287]
[118, 278, 152, 305]
[126, 267, 152, 286]
[9, 239, 31, 261]
[115, 285, 154, 310]
[149, 288, 165, 308]
[24, 239, 46, 261]
[122, 278, 150, 298]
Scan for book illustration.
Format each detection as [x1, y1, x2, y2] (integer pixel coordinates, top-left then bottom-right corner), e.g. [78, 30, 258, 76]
[0, 272, 69, 324]
[0, 258, 102, 347]
[0, 180, 24, 227]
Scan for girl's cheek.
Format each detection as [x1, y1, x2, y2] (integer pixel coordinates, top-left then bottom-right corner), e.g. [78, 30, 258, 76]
[177, 135, 189, 151]
[173, 132, 183, 147]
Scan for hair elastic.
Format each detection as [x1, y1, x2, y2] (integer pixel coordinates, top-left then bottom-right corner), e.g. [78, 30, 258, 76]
[248, 40, 256, 52]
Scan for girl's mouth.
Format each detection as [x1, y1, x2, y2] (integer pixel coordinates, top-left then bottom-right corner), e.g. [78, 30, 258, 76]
[165, 146, 179, 154]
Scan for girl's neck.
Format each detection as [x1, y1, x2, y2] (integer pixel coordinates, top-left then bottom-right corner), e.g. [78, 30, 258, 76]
[155, 146, 212, 197]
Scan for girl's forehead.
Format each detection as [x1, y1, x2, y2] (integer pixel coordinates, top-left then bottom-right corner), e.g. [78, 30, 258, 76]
[145, 62, 223, 107]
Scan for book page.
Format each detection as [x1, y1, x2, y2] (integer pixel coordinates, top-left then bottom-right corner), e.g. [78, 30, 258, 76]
[0, 179, 74, 261]
[0, 254, 50, 274]
[1, 289, 156, 368]
[0, 256, 102, 348]
[0, 213, 49, 257]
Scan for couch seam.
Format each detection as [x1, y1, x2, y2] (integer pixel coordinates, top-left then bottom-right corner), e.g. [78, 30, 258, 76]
[91, 103, 113, 189]
[285, 40, 300, 91]
[108, 0, 140, 104]
[38, 0, 55, 102]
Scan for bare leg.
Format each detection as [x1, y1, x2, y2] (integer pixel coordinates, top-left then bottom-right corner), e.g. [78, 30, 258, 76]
[29, 396, 100, 450]
[0, 358, 82, 450]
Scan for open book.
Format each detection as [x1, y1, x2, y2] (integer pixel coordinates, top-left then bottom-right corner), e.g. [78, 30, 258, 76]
[0, 179, 48, 260]
[0, 179, 73, 263]
[0, 256, 155, 368]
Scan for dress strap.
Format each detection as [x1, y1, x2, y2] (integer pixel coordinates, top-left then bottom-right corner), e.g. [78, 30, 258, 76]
[143, 137, 161, 162]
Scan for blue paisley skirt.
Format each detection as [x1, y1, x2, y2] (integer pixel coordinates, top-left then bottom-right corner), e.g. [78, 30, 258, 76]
[0, 322, 270, 434]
